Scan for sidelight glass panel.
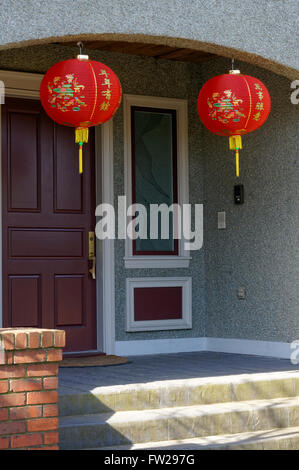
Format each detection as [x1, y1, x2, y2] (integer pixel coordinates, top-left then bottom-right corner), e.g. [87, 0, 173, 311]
[131, 107, 178, 254]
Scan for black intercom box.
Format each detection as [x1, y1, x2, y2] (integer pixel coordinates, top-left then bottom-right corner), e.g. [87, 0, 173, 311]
[234, 184, 244, 204]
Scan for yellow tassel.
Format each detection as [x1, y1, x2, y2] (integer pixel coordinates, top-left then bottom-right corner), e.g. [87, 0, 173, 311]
[79, 144, 83, 174]
[229, 135, 242, 151]
[236, 149, 239, 177]
[75, 127, 89, 174]
[229, 135, 242, 178]
[75, 127, 89, 144]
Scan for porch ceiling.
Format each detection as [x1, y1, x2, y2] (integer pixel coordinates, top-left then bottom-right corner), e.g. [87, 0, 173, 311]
[58, 40, 218, 63]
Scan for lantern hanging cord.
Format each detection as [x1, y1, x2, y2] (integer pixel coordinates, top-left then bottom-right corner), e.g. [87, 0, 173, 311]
[77, 41, 83, 55]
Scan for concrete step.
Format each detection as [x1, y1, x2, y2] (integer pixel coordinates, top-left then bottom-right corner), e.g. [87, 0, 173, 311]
[59, 371, 299, 416]
[59, 396, 299, 450]
[93, 426, 299, 450]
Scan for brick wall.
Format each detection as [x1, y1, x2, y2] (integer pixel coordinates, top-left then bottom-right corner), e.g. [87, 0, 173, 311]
[0, 328, 65, 450]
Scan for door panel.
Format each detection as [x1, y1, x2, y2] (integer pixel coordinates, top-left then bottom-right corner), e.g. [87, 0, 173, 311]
[55, 275, 85, 326]
[9, 228, 84, 258]
[9, 275, 41, 327]
[54, 124, 83, 213]
[2, 98, 97, 352]
[8, 110, 40, 211]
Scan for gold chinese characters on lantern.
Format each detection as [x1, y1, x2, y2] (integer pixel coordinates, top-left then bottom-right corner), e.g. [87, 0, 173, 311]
[40, 52, 122, 173]
[197, 69, 271, 177]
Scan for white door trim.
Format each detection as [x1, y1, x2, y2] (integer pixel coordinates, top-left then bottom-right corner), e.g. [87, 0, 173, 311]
[96, 120, 115, 354]
[0, 69, 115, 354]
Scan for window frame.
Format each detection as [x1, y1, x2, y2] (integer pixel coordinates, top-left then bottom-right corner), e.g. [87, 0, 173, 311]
[131, 105, 179, 256]
[123, 94, 191, 269]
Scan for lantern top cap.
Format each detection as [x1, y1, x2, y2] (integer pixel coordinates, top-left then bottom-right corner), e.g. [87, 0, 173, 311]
[229, 69, 241, 74]
[76, 54, 89, 61]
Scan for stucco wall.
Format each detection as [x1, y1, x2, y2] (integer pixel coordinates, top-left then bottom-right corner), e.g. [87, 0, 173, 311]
[0, 44, 206, 341]
[0, 1, 298, 79]
[201, 57, 299, 343]
[113, 58, 205, 342]
[0, 43, 297, 343]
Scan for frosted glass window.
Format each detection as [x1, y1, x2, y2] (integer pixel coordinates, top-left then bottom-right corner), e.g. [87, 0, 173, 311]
[131, 107, 178, 254]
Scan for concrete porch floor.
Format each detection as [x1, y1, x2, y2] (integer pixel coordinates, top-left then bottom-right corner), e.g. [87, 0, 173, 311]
[58, 351, 299, 395]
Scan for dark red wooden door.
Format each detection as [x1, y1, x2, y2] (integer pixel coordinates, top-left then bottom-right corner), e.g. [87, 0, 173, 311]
[2, 98, 97, 352]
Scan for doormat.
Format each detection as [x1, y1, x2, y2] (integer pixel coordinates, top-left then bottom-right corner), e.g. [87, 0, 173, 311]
[60, 354, 130, 367]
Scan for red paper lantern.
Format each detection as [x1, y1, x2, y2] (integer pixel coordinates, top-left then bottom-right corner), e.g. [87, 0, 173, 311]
[40, 54, 122, 173]
[197, 70, 271, 176]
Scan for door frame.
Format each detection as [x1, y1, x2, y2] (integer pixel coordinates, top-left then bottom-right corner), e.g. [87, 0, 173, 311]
[0, 70, 115, 354]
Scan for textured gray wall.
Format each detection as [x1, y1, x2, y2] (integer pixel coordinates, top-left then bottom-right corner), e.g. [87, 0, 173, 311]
[0, 44, 206, 341]
[0, 44, 297, 343]
[112, 53, 206, 341]
[0, 1, 298, 79]
[201, 58, 299, 343]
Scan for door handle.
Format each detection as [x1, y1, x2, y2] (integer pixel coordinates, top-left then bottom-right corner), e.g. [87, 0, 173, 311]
[89, 256, 96, 280]
[88, 231, 96, 280]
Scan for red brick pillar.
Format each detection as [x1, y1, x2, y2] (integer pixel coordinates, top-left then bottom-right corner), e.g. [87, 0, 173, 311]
[0, 328, 65, 450]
